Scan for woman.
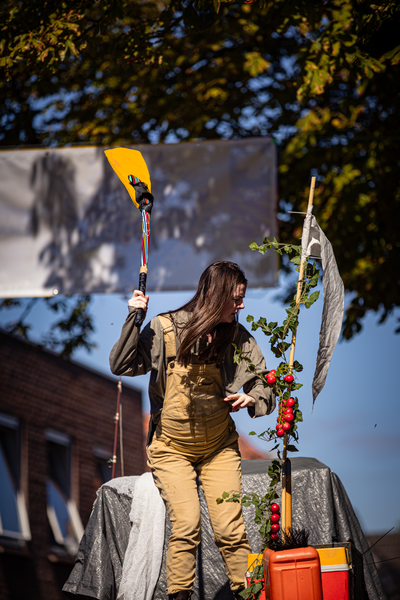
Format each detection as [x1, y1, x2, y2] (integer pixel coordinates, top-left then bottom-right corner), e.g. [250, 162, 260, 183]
[109, 261, 275, 600]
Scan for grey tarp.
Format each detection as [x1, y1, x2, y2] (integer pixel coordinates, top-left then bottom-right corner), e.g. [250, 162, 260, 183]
[63, 457, 386, 600]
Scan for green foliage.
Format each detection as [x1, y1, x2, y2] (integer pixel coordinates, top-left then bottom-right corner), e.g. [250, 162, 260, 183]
[217, 478, 280, 543]
[0, 295, 96, 359]
[1, 0, 399, 356]
[242, 239, 320, 386]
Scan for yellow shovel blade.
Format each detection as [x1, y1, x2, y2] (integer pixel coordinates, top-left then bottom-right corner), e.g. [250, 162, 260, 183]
[104, 147, 151, 209]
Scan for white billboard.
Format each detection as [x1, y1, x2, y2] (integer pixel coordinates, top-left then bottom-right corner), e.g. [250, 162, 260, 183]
[0, 138, 277, 297]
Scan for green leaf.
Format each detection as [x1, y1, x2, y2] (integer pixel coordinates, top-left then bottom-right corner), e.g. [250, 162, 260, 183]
[309, 273, 319, 287]
[272, 347, 283, 358]
[287, 444, 299, 452]
[292, 383, 303, 390]
[293, 360, 303, 372]
[251, 582, 263, 594]
[305, 290, 320, 309]
[381, 44, 400, 64]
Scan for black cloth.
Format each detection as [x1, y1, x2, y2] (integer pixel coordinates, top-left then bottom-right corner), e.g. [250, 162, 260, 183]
[63, 457, 386, 600]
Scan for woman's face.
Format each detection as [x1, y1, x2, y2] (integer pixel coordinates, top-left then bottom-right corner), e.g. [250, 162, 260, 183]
[218, 283, 246, 323]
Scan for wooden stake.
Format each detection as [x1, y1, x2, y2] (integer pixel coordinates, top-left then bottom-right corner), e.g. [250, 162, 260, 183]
[281, 176, 316, 536]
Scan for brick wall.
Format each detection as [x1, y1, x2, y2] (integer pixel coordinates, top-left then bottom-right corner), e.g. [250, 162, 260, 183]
[0, 331, 145, 600]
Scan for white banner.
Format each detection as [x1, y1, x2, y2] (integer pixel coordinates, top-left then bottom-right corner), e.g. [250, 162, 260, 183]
[0, 138, 277, 297]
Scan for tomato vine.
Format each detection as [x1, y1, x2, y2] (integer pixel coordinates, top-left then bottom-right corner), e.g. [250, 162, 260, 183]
[217, 237, 321, 600]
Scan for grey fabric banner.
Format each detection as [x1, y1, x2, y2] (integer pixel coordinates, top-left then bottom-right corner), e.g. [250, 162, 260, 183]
[302, 215, 344, 404]
[0, 138, 277, 297]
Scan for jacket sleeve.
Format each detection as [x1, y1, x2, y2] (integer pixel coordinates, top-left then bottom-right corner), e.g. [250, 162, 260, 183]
[109, 307, 164, 377]
[224, 325, 276, 419]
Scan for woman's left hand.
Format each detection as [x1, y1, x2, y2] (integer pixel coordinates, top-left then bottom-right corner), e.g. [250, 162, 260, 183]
[224, 393, 255, 413]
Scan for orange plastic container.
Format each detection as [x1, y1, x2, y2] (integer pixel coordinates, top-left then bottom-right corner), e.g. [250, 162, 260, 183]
[262, 546, 323, 600]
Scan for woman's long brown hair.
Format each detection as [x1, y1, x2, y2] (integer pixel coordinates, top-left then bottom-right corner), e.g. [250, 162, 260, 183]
[169, 261, 247, 366]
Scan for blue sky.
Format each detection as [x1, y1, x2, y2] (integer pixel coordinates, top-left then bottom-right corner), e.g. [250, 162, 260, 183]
[4, 278, 398, 536]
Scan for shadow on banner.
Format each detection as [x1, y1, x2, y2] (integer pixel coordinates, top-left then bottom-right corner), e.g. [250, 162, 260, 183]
[0, 138, 277, 297]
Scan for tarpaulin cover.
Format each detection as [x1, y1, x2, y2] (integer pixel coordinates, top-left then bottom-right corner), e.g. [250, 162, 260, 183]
[0, 138, 277, 297]
[63, 457, 386, 600]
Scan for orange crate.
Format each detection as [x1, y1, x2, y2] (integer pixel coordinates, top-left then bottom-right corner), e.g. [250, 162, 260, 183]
[262, 546, 323, 600]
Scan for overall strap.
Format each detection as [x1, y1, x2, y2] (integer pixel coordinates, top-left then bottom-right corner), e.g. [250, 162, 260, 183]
[157, 314, 177, 361]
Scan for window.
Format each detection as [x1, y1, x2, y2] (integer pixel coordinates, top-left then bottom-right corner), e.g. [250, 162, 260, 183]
[0, 413, 30, 541]
[93, 446, 113, 488]
[46, 429, 83, 554]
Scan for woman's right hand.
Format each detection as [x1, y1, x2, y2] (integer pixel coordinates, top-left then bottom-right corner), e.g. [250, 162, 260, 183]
[128, 290, 149, 312]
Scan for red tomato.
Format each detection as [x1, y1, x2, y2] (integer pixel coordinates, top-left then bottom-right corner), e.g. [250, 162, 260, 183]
[267, 376, 276, 384]
[286, 398, 295, 408]
[271, 503, 280, 513]
[284, 413, 294, 422]
[270, 513, 280, 523]
[271, 523, 280, 533]
[285, 408, 293, 414]
[271, 533, 279, 541]
[284, 374, 294, 383]
[283, 422, 291, 431]
[269, 370, 276, 375]
[276, 429, 285, 437]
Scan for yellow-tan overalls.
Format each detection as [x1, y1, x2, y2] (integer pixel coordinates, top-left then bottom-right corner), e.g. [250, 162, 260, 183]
[147, 315, 251, 596]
